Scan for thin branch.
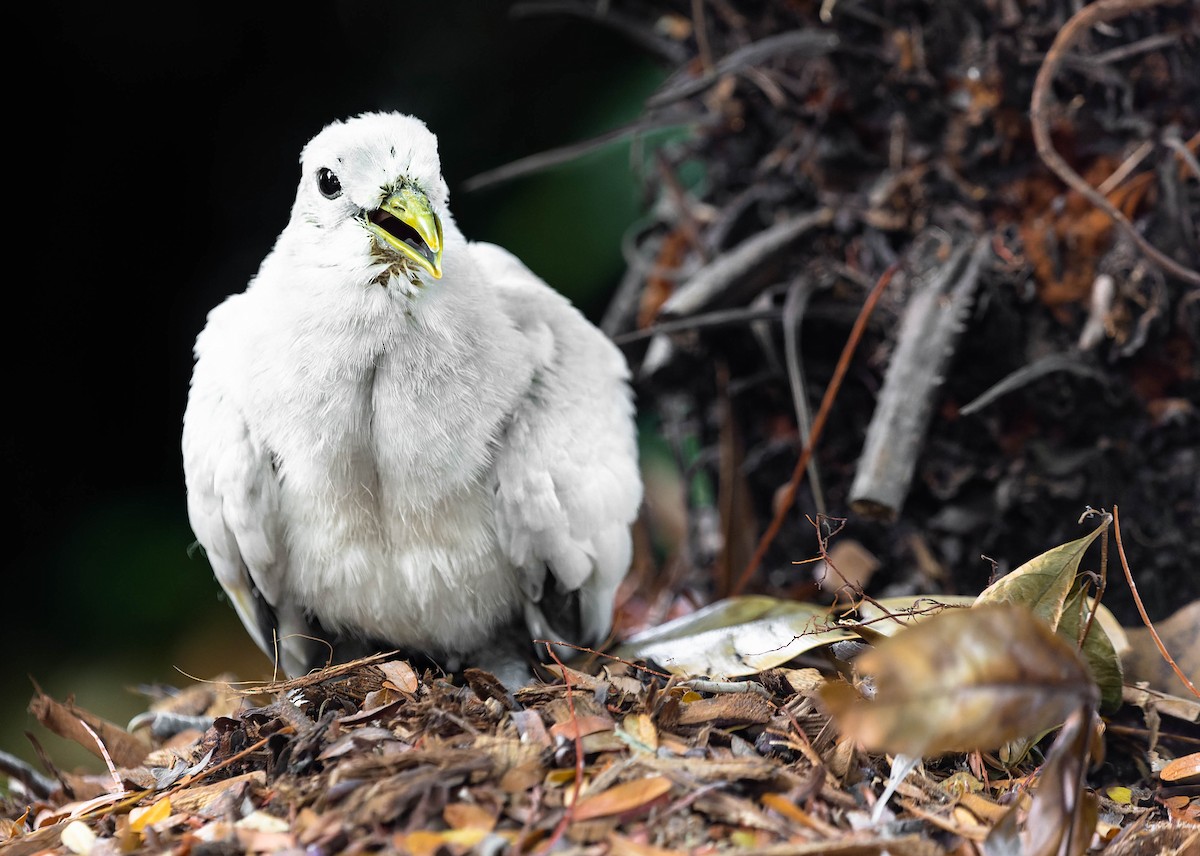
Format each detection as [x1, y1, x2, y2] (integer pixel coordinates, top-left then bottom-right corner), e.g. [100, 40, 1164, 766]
[461, 113, 694, 192]
[732, 263, 897, 596]
[1112, 506, 1199, 698]
[511, 1, 689, 63]
[647, 29, 840, 108]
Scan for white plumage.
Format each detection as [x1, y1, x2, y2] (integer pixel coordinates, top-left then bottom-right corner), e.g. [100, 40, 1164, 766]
[183, 112, 642, 686]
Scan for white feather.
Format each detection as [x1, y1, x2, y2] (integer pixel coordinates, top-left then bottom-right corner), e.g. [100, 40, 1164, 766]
[182, 112, 642, 681]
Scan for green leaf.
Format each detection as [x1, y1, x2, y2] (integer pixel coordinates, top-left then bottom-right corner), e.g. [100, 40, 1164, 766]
[1058, 586, 1124, 714]
[975, 520, 1109, 629]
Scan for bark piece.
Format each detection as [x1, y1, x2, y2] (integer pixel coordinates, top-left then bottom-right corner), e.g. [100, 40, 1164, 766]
[848, 236, 990, 520]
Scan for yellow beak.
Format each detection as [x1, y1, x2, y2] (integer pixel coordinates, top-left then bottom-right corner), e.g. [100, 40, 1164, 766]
[366, 185, 443, 279]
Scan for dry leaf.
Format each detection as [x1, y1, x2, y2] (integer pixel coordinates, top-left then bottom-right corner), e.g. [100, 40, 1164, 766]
[1020, 707, 1099, 856]
[28, 690, 150, 768]
[617, 595, 856, 677]
[128, 797, 171, 833]
[621, 713, 659, 752]
[61, 820, 97, 854]
[673, 692, 773, 726]
[975, 521, 1108, 629]
[572, 776, 673, 821]
[819, 603, 1098, 756]
[1122, 600, 1200, 697]
[443, 801, 496, 832]
[378, 659, 420, 694]
[1160, 753, 1200, 785]
[549, 714, 615, 741]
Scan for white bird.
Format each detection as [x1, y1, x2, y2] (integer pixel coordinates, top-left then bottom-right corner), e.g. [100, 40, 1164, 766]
[183, 112, 642, 687]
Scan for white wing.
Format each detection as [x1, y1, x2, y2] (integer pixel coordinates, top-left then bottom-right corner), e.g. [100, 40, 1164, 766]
[182, 304, 319, 677]
[476, 242, 643, 653]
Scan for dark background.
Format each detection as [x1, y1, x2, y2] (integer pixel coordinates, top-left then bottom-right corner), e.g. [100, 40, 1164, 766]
[5, 3, 664, 766]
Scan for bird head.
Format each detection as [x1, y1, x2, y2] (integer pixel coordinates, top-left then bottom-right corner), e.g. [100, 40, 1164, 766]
[290, 112, 452, 286]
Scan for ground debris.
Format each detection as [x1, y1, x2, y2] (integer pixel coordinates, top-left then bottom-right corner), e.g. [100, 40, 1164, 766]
[4, 648, 1197, 855]
[587, 0, 1200, 633]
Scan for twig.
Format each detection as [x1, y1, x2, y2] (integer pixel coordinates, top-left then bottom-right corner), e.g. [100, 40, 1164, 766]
[1112, 506, 1199, 698]
[1095, 140, 1155, 196]
[959, 351, 1110, 416]
[77, 718, 124, 795]
[613, 305, 781, 344]
[682, 678, 772, 698]
[647, 29, 840, 108]
[169, 733, 277, 792]
[658, 208, 834, 317]
[534, 639, 672, 681]
[510, 1, 689, 64]
[783, 278, 827, 517]
[461, 113, 694, 192]
[1030, 0, 1200, 285]
[1162, 129, 1200, 183]
[691, 0, 714, 73]
[0, 748, 57, 799]
[848, 237, 990, 520]
[732, 263, 897, 596]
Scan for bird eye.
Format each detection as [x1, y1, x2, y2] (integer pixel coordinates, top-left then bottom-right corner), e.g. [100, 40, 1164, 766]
[317, 167, 342, 199]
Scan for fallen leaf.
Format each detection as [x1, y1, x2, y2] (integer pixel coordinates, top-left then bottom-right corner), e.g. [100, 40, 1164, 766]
[443, 801, 496, 832]
[1057, 585, 1123, 713]
[550, 714, 615, 741]
[377, 658, 419, 693]
[620, 712, 659, 752]
[129, 796, 171, 832]
[572, 776, 673, 821]
[1160, 752, 1200, 785]
[1122, 600, 1200, 697]
[975, 521, 1108, 629]
[1021, 707, 1099, 856]
[61, 820, 97, 854]
[819, 603, 1098, 756]
[617, 595, 856, 677]
[673, 692, 773, 726]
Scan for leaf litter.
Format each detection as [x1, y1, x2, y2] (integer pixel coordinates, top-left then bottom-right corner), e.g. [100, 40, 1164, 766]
[3, 516, 1197, 854]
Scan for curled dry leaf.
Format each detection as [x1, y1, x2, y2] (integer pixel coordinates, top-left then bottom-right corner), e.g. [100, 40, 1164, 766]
[1017, 707, 1100, 856]
[819, 603, 1098, 756]
[616, 595, 856, 677]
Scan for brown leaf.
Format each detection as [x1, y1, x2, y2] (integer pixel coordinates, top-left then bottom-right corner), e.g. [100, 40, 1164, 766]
[378, 659, 420, 694]
[549, 714, 615, 741]
[28, 690, 150, 768]
[819, 603, 1097, 756]
[1160, 752, 1200, 785]
[442, 801, 496, 832]
[1020, 707, 1099, 856]
[1122, 600, 1200, 697]
[572, 776, 673, 821]
[673, 692, 773, 727]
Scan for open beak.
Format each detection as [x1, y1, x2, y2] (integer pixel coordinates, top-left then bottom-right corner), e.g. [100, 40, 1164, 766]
[366, 185, 443, 279]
